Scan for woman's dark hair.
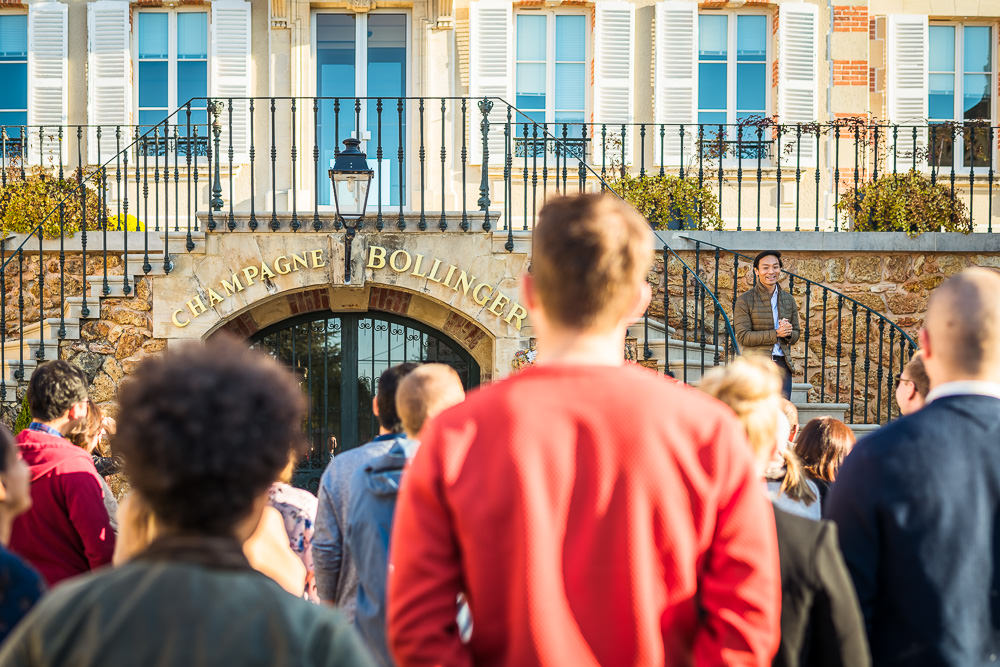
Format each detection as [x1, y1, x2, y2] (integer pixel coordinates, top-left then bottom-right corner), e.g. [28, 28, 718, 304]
[376, 362, 419, 432]
[114, 336, 308, 536]
[26, 360, 88, 422]
[0, 425, 14, 472]
[795, 416, 857, 484]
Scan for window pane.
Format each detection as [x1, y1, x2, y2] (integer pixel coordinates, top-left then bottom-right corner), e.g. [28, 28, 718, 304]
[736, 62, 765, 112]
[0, 63, 27, 109]
[316, 13, 356, 207]
[929, 25, 955, 72]
[138, 109, 168, 129]
[928, 123, 953, 168]
[367, 14, 406, 98]
[699, 15, 727, 61]
[516, 62, 545, 109]
[928, 73, 955, 119]
[963, 73, 990, 119]
[138, 61, 169, 108]
[0, 111, 26, 133]
[516, 15, 546, 61]
[177, 61, 207, 106]
[555, 15, 585, 61]
[698, 111, 728, 129]
[737, 15, 766, 61]
[963, 125, 989, 168]
[138, 13, 168, 59]
[963, 26, 991, 73]
[698, 62, 727, 110]
[555, 62, 584, 110]
[0, 15, 27, 60]
[177, 13, 208, 59]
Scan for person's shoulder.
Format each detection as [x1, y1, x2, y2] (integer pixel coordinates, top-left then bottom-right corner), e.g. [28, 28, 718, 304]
[0, 547, 43, 594]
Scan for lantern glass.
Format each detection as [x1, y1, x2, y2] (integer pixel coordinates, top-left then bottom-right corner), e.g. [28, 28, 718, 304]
[331, 171, 371, 220]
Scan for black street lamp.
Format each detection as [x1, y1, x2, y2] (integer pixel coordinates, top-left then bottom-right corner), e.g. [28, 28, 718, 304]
[328, 137, 374, 283]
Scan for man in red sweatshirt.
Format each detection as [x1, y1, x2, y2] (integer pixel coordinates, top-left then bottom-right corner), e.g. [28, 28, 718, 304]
[10, 361, 115, 585]
[387, 194, 781, 666]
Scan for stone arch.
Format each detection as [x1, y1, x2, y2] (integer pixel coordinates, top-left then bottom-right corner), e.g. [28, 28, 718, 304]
[206, 283, 495, 381]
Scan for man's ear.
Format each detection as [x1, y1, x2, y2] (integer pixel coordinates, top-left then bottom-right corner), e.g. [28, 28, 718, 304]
[625, 282, 652, 326]
[918, 328, 931, 361]
[0, 478, 8, 503]
[521, 272, 538, 313]
[372, 396, 379, 417]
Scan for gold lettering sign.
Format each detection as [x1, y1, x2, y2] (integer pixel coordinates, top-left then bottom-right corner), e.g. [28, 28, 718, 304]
[172, 248, 327, 328]
[366, 245, 527, 331]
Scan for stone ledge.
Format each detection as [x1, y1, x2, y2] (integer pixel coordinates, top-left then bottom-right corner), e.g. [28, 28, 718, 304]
[659, 231, 1000, 253]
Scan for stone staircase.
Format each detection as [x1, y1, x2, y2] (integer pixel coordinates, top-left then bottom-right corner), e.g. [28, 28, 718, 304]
[1, 231, 207, 401]
[627, 319, 882, 438]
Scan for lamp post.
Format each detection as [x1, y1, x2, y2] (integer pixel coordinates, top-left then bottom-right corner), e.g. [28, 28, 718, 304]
[328, 137, 374, 283]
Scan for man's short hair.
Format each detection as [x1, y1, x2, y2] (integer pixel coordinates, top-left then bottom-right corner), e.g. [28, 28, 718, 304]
[532, 194, 653, 330]
[114, 336, 308, 536]
[26, 360, 88, 422]
[903, 351, 930, 399]
[752, 251, 783, 271]
[376, 363, 419, 432]
[396, 364, 465, 437]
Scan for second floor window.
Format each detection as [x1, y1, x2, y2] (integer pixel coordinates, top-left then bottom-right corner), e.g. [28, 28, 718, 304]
[0, 14, 27, 143]
[928, 23, 993, 168]
[698, 14, 768, 133]
[137, 11, 208, 136]
[515, 12, 586, 143]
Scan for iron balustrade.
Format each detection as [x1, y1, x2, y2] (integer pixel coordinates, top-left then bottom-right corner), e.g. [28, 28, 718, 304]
[679, 237, 919, 425]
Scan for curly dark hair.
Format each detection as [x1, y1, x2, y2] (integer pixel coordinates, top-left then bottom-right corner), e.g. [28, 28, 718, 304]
[114, 336, 307, 536]
[27, 360, 88, 422]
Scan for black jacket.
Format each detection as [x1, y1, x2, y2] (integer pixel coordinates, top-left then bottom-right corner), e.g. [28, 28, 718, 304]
[826, 394, 1000, 666]
[772, 506, 870, 667]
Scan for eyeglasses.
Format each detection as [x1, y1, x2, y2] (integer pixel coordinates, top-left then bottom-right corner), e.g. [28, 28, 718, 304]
[895, 374, 914, 385]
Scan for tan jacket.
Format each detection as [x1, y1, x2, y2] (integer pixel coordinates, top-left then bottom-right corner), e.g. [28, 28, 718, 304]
[734, 281, 801, 370]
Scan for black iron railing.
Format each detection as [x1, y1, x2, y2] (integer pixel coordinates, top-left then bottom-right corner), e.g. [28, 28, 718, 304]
[678, 237, 918, 424]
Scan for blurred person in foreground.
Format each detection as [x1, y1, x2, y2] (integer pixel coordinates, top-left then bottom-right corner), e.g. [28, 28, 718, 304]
[348, 363, 466, 666]
[794, 417, 856, 505]
[0, 338, 372, 666]
[0, 425, 44, 643]
[268, 455, 320, 602]
[313, 363, 418, 620]
[764, 407, 820, 521]
[388, 193, 781, 666]
[65, 400, 119, 533]
[700, 357, 870, 667]
[780, 399, 799, 444]
[895, 350, 930, 416]
[826, 268, 1000, 665]
[9, 361, 115, 585]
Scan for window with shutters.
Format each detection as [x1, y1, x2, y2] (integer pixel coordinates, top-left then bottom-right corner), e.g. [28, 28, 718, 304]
[0, 13, 28, 145]
[697, 12, 769, 160]
[927, 23, 994, 169]
[514, 10, 587, 153]
[135, 10, 208, 141]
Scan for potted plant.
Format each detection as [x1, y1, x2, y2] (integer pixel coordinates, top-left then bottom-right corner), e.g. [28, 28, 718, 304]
[610, 173, 724, 231]
[835, 169, 971, 236]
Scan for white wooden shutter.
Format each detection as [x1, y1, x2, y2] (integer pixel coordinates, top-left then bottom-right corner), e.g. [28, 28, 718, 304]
[210, 0, 251, 160]
[595, 1, 635, 166]
[26, 0, 67, 166]
[654, 0, 697, 166]
[87, 0, 131, 165]
[778, 2, 819, 167]
[887, 15, 928, 166]
[468, 0, 512, 166]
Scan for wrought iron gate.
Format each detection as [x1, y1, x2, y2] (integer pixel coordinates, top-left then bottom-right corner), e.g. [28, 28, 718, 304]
[250, 311, 481, 492]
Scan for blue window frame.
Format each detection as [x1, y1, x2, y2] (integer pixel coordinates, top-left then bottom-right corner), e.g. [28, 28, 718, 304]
[137, 11, 208, 139]
[928, 23, 994, 168]
[515, 11, 586, 149]
[698, 13, 768, 157]
[0, 14, 28, 145]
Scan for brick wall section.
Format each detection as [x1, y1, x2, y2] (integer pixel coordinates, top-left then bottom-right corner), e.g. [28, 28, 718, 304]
[368, 286, 412, 315]
[287, 288, 330, 316]
[442, 311, 488, 351]
[833, 60, 869, 86]
[833, 6, 868, 32]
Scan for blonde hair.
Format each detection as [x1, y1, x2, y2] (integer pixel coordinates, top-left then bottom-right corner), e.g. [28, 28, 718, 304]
[699, 356, 817, 505]
[395, 364, 466, 437]
[532, 194, 654, 331]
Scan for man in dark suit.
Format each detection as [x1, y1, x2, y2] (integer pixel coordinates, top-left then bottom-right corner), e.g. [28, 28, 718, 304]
[826, 268, 1000, 666]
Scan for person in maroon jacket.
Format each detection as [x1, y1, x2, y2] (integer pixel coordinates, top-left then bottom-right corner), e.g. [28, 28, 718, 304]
[9, 360, 115, 585]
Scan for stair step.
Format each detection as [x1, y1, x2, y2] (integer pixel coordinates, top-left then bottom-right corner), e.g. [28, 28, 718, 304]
[66, 296, 101, 319]
[849, 423, 881, 439]
[794, 402, 850, 423]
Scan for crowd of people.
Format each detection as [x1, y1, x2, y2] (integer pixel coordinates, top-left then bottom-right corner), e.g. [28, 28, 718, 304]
[0, 192, 995, 666]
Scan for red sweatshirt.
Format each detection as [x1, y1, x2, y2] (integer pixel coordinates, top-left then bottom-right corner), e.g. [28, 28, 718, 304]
[388, 364, 780, 667]
[9, 429, 116, 585]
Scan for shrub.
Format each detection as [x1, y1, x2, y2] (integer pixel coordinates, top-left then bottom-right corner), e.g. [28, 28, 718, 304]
[836, 169, 971, 235]
[0, 168, 106, 239]
[13, 391, 30, 433]
[611, 173, 724, 230]
[106, 214, 145, 232]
